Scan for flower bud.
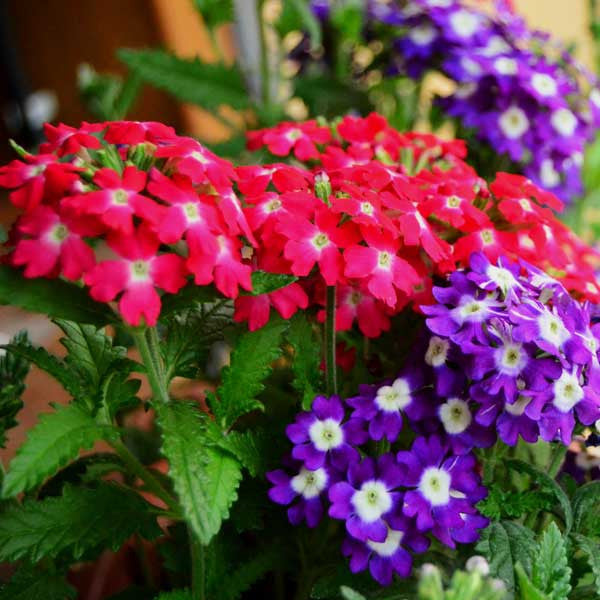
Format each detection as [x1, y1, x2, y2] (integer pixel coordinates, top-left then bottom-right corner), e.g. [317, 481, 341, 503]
[314, 171, 332, 203]
[466, 555, 490, 576]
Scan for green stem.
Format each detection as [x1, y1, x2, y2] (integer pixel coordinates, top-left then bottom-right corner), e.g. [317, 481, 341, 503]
[324, 285, 337, 396]
[189, 528, 206, 600]
[133, 328, 170, 404]
[110, 438, 178, 512]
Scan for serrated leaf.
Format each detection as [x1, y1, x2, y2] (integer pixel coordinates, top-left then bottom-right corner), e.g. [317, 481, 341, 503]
[286, 313, 323, 409]
[507, 459, 573, 533]
[515, 563, 549, 600]
[159, 284, 219, 319]
[572, 534, 600, 596]
[101, 371, 142, 419]
[0, 265, 113, 325]
[193, 0, 233, 28]
[476, 521, 537, 592]
[533, 522, 572, 600]
[572, 480, 600, 533]
[211, 316, 287, 428]
[0, 482, 161, 562]
[218, 548, 280, 600]
[244, 271, 298, 296]
[0, 331, 30, 447]
[2, 403, 118, 497]
[157, 402, 242, 544]
[0, 566, 76, 600]
[213, 429, 270, 476]
[119, 49, 250, 110]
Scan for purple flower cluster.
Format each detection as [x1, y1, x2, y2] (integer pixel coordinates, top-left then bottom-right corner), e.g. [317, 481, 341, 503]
[267, 394, 488, 585]
[422, 252, 600, 446]
[312, 0, 600, 202]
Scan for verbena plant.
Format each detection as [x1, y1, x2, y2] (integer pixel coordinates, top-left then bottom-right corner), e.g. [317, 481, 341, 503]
[0, 115, 599, 599]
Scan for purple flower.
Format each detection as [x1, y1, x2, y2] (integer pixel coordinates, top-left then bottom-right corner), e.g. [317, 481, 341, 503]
[346, 371, 432, 443]
[286, 395, 367, 470]
[341, 514, 429, 585]
[328, 454, 404, 543]
[398, 436, 487, 545]
[267, 461, 331, 527]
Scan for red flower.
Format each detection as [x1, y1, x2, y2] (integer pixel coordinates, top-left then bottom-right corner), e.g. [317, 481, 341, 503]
[40, 122, 103, 156]
[84, 227, 187, 326]
[104, 121, 177, 145]
[253, 120, 331, 160]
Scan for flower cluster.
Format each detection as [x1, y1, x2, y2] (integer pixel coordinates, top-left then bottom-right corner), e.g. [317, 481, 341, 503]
[267, 392, 488, 585]
[312, 0, 600, 202]
[242, 113, 600, 336]
[0, 121, 256, 326]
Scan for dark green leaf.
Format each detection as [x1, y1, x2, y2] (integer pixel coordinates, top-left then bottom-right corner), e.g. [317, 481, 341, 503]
[211, 316, 287, 428]
[533, 522, 572, 600]
[0, 482, 161, 562]
[286, 313, 323, 409]
[2, 403, 118, 497]
[101, 371, 142, 419]
[0, 225, 7, 244]
[157, 402, 242, 544]
[515, 563, 549, 600]
[212, 428, 270, 476]
[245, 271, 298, 296]
[113, 72, 142, 119]
[119, 49, 250, 110]
[572, 480, 600, 533]
[572, 534, 600, 596]
[159, 283, 219, 319]
[218, 548, 280, 600]
[154, 591, 193, 600]
[0, 265, 114, 325]
[0, 566, 76, 600]
[506, 459, 573, 533]
[478, 485, 555, 521]
[192, 0, 233, 28]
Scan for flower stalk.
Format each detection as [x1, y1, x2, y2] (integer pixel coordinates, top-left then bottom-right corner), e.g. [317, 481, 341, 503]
[324, 285, 337, 396]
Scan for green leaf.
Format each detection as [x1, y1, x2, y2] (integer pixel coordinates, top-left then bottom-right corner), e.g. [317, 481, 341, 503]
[211, 316, 287, 428]
[119, 49, 250, 110]
[0, 265, 114, 325]
[0, 331, 30, 447]
[157, 402, 242, 545]
[244, 271, 298, 296]
[159, 283, 219, 319]
[572, 480, 600, 533]
[506, 459, 573, 533]
[154, 592, 193, 600]
[476, 521, 537, 592]
[101, 371, 142, 419]
[286, 313, 323, 409]
[212, 428, 270, 477]
[0, 225, 7, 244]
[113, 71, 142, 119]
[515, 563, 549, 600]
[192, 0, 233, 28]
[2, 403, 118, 497]
[572, 534, 600, 596]
[478, 485, 555, 521]
[0, 482, 161, 562]
[340, 587, 366, 600]
[533, 522, 572, 600]
[276, 0, 322, 48]
[0, 566, 76, 600]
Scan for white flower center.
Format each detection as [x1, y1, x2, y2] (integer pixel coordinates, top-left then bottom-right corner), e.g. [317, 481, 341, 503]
[495, 342, 526, 375]
[538, 311, 570, 347]
[539, 159, 560, 188]
[286, 128, 302, 141]
[446, 195, 461, 208]
[456, 296, 490, 323]
[360, 201, 374, 215]
[505, 395, 531, 416]
[308, 418, 344, 452]
[487, 265, 517, 294]
[409, 24, 436, 46]
[48, 223, 69, 244]
[499, 106, 529, 139]
[531, 73, 557, 97]
[352, 480, 392, 523]
[377, 251, 392, 269]
[590, 88, 600, 108]
[494, 57, 517, 75]
[551, 108, 577, 137]
[480, 229, 495, 245]
[553, 371, 584, 412]
[311, 232, 330, 250]
[449, 10, 480, 37]
[367, 528, 404, 557]
[183, 202, 201, 223]
[130, 260, 150, 282]
[290, 467, 328, 499]
[439, 398, 472, 434]
[375, 378, 412, 412]
[519, 198, 532, 211]
[455, 83, 476, 99]
[425, 336, 449, 367]
[264, 198, 282, 213]
[112, 189, 129, 206]
[191, 150, 210, 164]
[481, 35, 510, 56]
[419, 467, 451, 506]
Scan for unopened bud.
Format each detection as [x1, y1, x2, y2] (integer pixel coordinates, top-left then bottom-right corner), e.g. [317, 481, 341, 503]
[595, 418, 600, 434]
[314, 172, 332, 203]
[490, 578, 506, 591]
[421, 563, 440, 577]
[466, 555, 490, 577]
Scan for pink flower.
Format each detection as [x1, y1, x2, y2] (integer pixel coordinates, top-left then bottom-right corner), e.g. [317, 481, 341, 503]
[331, 183, 396, 233]
[63, 166, 161, 235]
[260, 121, 331, 160]
[39, 122, 103, 156]
[104, 121, 177, 145]
[236, 164, 312, 196]
[333, 284, 392, 338]
[344, 229, 419, 307]
[12, 205, 97, 280]
[277, 206, 359, 285]
[84, 228, 187, 326]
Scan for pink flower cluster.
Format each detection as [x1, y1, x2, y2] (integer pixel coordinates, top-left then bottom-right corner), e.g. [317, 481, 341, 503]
[1, 114, 599, 333]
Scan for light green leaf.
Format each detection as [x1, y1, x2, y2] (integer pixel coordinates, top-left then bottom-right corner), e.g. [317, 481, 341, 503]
[154, 591, 193, 600]
[533, 522, 571, 600]
[245, 270, 298, 296]
[515, 563, 549, 600]
[212, 428, 270, 477]
[192, 0, 233, 28]
[0, 567, 76, 600]
[0, 483, 161, 562]
[2, 403, 118, 497]
[340, 587, 366, 600]
[286, 313, 323, 409]
[119, 49, 250, 110]
[506, 459, 573, 533]
[157, 402, 242, 544]
[211, 316, 287, 428]
[572, 534, 600, 596]
[0, 265, 114, 326]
